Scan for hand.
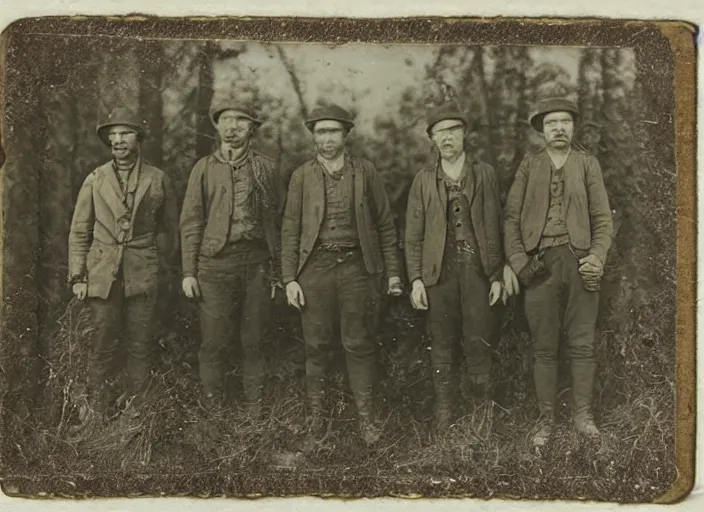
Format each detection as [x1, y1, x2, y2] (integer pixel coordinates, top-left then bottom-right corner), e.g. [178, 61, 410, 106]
[182, 276, 201, 299]
[410, 279, 428, 310]
[271, 279, 283, 300]
[286, 281, 306, 311]
[72, 282, 87, 301]
[578, 254, 603, 277]
[489, 281, 502, 306]
[502, 264, 520, 304]
[387, 276, 403, 296]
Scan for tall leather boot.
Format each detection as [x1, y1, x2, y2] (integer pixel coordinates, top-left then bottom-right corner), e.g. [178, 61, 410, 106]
[306, 375, 327, 441]
[433, 364, 455, 434]
[532, 357, 558, 447]
[355, 387, 382, 447]
[242, 375, 264, 421]
[571, 357, 600, 438]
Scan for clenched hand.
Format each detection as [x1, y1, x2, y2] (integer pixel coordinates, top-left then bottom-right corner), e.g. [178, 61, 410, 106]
[286, 281, 306, 311]
[182, 276, 201, 299]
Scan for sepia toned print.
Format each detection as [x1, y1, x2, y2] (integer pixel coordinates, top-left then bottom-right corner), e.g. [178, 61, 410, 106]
[0, 17, 695, 503]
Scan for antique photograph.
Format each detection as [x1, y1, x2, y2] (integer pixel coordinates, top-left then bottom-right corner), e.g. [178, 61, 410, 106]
[0, 17, 695, 502]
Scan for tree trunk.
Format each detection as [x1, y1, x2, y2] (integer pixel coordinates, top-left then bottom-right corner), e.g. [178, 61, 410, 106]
[138, 40, 165, 167]
[472, 47, 499, 170]
[195, 41, 217, 158]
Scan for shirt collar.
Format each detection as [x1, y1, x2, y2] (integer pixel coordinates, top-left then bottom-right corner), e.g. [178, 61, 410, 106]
[437, 152, 468, 183]
[317, 151, 346, 176]
[215, 143, 251, 167]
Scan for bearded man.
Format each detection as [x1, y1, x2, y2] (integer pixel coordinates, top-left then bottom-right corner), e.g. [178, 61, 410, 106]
[504, 97, 613, 446]
[180, 100, 283, 418]
[68, 107, 179, 416]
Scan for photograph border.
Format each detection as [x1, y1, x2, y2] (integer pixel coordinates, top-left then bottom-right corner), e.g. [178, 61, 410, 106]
[0, 15, 696, 503]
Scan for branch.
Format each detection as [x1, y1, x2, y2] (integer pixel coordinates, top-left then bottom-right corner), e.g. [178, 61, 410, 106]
[275, 45, 309, 119]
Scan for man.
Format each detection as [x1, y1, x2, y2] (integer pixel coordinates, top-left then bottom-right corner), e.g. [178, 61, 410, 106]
[180, 100, 282, 418]
[281, 104, 402, 447]
[404, 102, 519, 433]
[504, 97, 613, 447]
[68, 107, 179, 416]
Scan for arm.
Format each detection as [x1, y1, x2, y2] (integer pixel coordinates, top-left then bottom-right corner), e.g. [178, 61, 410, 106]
[404, 173, 425, 284]
[281, 167, 304, 285]
[585, 156, 613, 265]
[479, 164, 504, 283]
[67, 173, 95, 284]
[368, 163, 400, 279]
[179, 160, 206, 278]
[503, 158, 530, 274]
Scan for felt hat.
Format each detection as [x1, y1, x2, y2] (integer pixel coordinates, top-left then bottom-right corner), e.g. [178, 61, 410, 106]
[529, 97, 580, 132]
[96, 107, 146, 147]
[304, 104, 355, 133]
[426, 102, 467, 137]
[209, 100, 262, 127]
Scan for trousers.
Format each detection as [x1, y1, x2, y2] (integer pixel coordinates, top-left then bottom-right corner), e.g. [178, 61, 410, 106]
[197, 241, 271, 401]
[426, 246, 496, 376]
[88, 277, 157, 410]
[524, 244, 599, 412]
[298, 248, 382, 413]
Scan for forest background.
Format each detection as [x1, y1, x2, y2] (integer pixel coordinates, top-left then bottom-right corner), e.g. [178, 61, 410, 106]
[0, 38, 677, 501]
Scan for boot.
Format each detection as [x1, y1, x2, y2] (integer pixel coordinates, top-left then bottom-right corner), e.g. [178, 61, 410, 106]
[433, 364, 455, 434]
[468, 372, 491, 405]
[243, 377, 265, 421]
[355, 388, 381, 447]
[571, 357, 600, 439]
[305, 376, 327, 442]
[532, 404, 555, 448]
[574, 406, 601, 438]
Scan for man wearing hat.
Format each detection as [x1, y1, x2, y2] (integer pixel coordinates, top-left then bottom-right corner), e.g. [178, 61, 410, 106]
[180, 100, 282, 417]
[504, 97, 613, 446]
[281, 103, 402, 446]
[404, 102, 518, 433]
[68, 107, 179, 416]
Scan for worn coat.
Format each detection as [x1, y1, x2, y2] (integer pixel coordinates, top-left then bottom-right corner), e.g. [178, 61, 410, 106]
[179, 150, 284, 279]
[503, 148, 613, 274]
[281, 154, 399, 284]
[68, 158, 179, 299]
[404, 157, 504, 288]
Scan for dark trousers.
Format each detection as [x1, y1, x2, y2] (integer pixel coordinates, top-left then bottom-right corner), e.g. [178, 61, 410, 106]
[298, 249, 381, 414]
[427, 247, 495, 376]
[88, 279, 157, 410]
[197, 242, 271, 402]
[524, 244, 599, 412]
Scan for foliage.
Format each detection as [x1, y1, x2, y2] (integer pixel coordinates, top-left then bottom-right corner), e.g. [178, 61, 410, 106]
[0, 39, 676, 499]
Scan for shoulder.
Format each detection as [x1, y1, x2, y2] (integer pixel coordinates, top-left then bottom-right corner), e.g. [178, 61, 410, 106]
[85, 161, 111, 185]
[290, 159, 315, 182]
[412, 166, 435, 183]
[470, 158, 495, 176]
[142, 161, 167, 177]
[251, 150, 276, 170]
[572, 147, 601, 167]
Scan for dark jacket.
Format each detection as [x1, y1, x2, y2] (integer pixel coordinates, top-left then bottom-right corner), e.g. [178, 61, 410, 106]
[281, 154, 399, 284]
[180, 150, 283, 279]
[68, 158, 179, 299]
[404, 157, 504, 287]
[503, 148, 613, 274]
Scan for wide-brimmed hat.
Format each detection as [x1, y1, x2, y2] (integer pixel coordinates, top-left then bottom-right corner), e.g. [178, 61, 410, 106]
[304, 104, 355, 133]
[209, 100, 262, 127]
[529, 98, 580, 132]
[426, 102, 467, 137]
[96, 107, 146, 147]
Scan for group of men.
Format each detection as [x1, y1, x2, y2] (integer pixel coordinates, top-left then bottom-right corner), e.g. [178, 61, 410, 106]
[68, 95, 613, 449]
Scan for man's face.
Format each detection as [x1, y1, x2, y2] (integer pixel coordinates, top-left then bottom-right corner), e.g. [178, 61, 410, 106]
[430, 119, 466, 161]
[108, 125, 140, 160]
[542, 111, 574, 149]
[216, 110, 255, 148]
[313, 120, 347, 160]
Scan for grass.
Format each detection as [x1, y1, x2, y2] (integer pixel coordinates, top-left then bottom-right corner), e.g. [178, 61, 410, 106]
[0, 288, 677, 501]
